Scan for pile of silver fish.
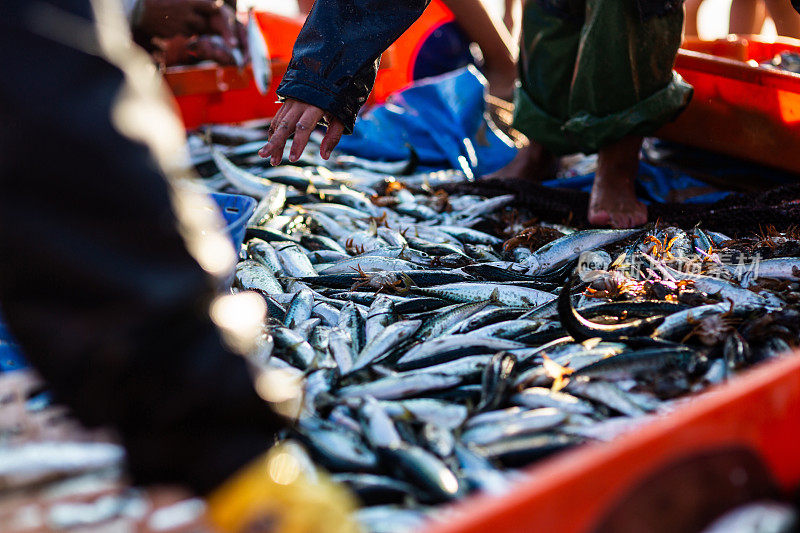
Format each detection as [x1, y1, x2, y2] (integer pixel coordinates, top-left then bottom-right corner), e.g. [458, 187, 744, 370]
[189, 126, 800, 533]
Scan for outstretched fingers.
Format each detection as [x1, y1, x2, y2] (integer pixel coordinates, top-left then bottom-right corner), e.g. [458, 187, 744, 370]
[289, 108, 325, 162]
[259, 104, 303, 166]
[320, 118, 345, 160]
[259, 100, 346, 165]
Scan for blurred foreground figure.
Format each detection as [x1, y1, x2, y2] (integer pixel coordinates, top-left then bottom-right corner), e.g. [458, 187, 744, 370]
[0, 1, 356, 531]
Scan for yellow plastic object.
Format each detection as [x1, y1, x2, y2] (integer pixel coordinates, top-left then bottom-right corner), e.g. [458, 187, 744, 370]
[207, 443, 360, 533]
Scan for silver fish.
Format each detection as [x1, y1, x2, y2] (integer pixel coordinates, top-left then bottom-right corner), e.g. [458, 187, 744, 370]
[412, 282, 555, 308]
[526, 229, 639, 275]
[349, 319, 422, 373]
[247, 9, 271, 94]
[338, 373, 461, 400]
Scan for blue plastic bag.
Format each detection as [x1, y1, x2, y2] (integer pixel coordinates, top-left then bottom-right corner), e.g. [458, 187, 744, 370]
[337, 65, 517, 178]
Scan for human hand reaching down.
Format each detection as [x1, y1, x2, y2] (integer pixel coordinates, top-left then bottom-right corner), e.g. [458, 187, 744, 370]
[258, 99, 346, 166]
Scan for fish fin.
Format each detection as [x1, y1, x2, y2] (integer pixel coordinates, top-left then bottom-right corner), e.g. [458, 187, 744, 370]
[398, 272, 416, 293]
[542, 354, 573, 392]
[400, 144, 420, 175]
[609, 253, 626, 270]
[489, 288, 501, 304]
[582, 337, 602, 349]
[398, 245, 411, 262]
[397, 407, 416, 422]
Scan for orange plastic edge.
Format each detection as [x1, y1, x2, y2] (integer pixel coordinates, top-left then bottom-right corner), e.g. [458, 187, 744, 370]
[425, 352, 800, 533]
[164, 4, 456, 128]
[657, 35, 800, 174]
[163, 11, 304, 129]
[370, 0, 455, 104]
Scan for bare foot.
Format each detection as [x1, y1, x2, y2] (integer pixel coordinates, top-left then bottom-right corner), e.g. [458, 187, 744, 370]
[485, 140, 558, 181]
[588, 136, 648, 229]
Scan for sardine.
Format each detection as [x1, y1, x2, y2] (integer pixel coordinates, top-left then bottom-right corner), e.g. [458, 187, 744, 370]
[247, 8, 271, 94]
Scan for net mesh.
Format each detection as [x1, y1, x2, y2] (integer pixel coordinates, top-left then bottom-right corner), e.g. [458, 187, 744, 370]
[445, 177, 800, 236]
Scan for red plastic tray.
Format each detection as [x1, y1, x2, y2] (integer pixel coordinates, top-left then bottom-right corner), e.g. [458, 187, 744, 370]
[164, 3, 456, 129]
[657, 36, 800, 175]
[428, 353, 800, 533]
[164, 12, 302, 129]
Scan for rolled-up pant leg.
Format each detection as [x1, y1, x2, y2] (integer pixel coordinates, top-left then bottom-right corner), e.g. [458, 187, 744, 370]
[513, 0, 692, 155]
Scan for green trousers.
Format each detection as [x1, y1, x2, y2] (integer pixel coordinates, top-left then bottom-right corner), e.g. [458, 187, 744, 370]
[513, 0, 693, 155]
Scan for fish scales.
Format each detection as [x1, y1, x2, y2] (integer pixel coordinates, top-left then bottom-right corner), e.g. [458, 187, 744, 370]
[190, 132, 800, 527]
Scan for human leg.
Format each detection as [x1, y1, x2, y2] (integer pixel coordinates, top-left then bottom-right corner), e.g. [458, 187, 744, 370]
[568, 0, 690, 227]
[765, 0, 800, 37]
[729, 0, 767, 34]
[589, 136, 647, 228]
[684, 0, 703, 36]
[489, 0, 585, 180]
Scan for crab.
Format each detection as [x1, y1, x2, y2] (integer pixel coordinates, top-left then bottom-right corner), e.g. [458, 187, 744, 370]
[502, 225, 563, 252]
[349, 265, 403, 293]
[682, 301, 740, 346]
[344, 238, 367, 255]
[583, 270, 645, 300]
[431, 189, 453, 213]
[367, 212, 389, 228]
[496, 209, 535, 239]
[741, 309, 800, 346]
[384, 180, 406, 195]
[641, 233, 683, 261]
[749, 225, 800, 259]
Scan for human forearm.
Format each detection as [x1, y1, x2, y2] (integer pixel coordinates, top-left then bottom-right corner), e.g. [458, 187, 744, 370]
[443, 0, 517, 65]
[276, 0, 430, 133]
[442, 0, 517, 98]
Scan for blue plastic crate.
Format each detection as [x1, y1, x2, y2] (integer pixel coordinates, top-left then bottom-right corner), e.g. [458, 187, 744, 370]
[211, 192, 256, 249]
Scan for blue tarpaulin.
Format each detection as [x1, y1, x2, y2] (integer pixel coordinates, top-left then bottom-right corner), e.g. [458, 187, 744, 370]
[337, 65, 518, 178]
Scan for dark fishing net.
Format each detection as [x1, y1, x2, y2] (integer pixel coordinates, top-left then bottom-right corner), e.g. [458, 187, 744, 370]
[443, 177, 800, 237]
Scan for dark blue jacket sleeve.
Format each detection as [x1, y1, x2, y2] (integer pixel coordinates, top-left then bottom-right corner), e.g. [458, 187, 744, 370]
[0, 0, 284, 495]
[276, 0, 430, 134]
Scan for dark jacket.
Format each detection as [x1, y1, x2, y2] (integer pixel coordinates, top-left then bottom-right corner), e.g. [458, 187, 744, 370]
[0, 0, 284, 494]
[276, 0, 430, 134]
